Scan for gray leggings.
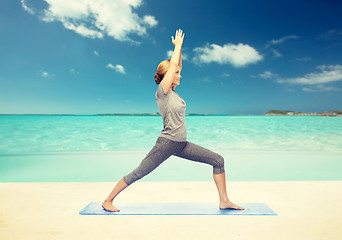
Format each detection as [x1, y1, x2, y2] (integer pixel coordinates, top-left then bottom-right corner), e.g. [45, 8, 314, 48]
[123, 136, 225, 186]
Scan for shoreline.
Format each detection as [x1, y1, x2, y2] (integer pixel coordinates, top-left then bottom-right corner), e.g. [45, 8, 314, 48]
[1, 150, 341, 182]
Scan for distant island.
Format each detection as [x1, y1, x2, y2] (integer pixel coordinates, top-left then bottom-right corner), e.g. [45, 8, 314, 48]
[265, 110, 342, 117]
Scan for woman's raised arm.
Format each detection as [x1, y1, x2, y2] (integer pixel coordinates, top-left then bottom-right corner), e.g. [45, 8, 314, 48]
[161, 29, 184, 94]
[179, 48, 182, 71]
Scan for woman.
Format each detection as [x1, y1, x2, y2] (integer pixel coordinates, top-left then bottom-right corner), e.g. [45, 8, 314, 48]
[102, 29, 244, 212]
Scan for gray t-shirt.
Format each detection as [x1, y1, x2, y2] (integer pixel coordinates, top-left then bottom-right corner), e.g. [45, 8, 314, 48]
[155, 83, 187, 142]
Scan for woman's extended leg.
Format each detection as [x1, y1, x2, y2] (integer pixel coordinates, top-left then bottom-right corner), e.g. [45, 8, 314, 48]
[102, 137, 183, 212]
[213, 172, 244, 210]
[174, 141, 244, 210]
[102, 178, 128, 212]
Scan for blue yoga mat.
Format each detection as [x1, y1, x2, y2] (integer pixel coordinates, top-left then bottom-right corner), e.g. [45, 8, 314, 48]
[79, 202, 277, 215]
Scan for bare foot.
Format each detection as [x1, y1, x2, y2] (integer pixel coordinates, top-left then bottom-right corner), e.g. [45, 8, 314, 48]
[102, 201, 120, 212]
[219, 200, 245, 210]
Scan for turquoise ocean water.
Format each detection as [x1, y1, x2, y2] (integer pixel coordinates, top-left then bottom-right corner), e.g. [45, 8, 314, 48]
[0, 115, 341, 182]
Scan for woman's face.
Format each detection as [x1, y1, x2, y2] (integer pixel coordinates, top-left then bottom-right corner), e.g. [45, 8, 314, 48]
[172, 66, 182, 86]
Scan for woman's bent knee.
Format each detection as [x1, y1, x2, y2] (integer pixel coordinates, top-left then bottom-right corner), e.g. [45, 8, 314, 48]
[123, 171, 142, 186]
[122, 176, 130, 185]
[213, 154, 225, 174]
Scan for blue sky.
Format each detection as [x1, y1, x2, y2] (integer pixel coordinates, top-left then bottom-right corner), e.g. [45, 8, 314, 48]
[1, 0, 342, 114]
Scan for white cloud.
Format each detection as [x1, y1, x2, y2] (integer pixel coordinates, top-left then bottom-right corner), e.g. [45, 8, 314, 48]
[265, 35, 300, 48]
[143, 15, 158, 27]
[276, 65, 342, 85]
[270, 35, 300, 45]
[319, 29, 342, 40]
[195, 77, 212, 83]
[193, 43, 263, 67]
[166, 50, 188, 60]
[222, 73, 230, 78]
[202, 77, 212, 83]
[166, 50, 173, 59]
[106, 63, 126, 74]
[21, 0, 35, 15]
[294, 57, 311, 62]
[24, 0, 158, 43]
[271, 49, 282, 58]
[41, 70, 54, 77]
[259, 71, 278, 79]
[62, 21, 103, 38]
[94, 50, 99, 56]
[70, 69, 80, 74]
[302, 85, 340, 92]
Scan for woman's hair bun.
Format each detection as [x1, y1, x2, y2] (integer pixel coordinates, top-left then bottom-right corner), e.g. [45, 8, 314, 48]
[154, 72, 162, 84]
[154, 59, 170, 84]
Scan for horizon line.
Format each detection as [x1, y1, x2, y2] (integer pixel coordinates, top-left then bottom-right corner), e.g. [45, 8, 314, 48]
[1, 110, 341, 116]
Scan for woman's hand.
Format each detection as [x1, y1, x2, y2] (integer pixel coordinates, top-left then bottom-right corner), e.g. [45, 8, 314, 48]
[171, 29, 184, 47]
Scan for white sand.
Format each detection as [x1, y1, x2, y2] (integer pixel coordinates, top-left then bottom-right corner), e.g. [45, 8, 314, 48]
[1, 181, 341, 240]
